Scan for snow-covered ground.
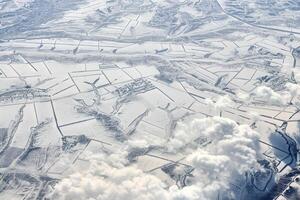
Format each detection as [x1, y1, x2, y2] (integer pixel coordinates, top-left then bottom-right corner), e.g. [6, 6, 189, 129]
[0, 0, 300, 199]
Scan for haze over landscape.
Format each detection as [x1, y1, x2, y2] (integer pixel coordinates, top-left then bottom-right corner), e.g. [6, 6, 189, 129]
[0, 0, 300, 199]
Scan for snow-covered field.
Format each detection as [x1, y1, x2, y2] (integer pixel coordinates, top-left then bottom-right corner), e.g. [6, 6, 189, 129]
[0, 0, 300, 199]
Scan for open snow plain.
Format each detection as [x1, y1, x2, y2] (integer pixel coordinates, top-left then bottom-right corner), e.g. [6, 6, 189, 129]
[0, 0, 300, 199]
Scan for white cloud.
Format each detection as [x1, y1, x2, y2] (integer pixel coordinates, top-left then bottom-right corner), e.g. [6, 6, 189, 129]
[249, 111, 260, 124]
[248, 83, 300, 106]
[50, 117, 262, 200]
[205, 95, 233, 114]
[167, 116, 261, 198]
[252, 86, 290, 105]
[286, 82, 300, 98]
[49, 152, 170, 200]
[167, 117, 261, 199]
[237, 91, 250, 101]
[126, 139, 151, 149]
[167, 116, 258, 152]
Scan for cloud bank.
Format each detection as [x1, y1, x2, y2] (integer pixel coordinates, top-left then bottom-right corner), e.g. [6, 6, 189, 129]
[252, 86, 289, 105]
[49, 116, 262, 200]
[251, 83, 300, 106]
[205, 95, 233, 111]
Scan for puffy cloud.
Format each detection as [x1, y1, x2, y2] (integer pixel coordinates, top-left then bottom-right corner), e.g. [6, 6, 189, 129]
[286, 82, 300, 98]
[249, 83, 300, 106]
[167, 116, 259, 152]
[252, 86, 290, 105]
[249, 111, 260, 123]
[50, 117, 262, 200]
[126, 139, 151, 149]
[237, 91, 250, 101]
[49, 152, 170, 200]
[205, 95, 233, 114]
[170, 182, 230, 200]
[167, 116, 261, 199]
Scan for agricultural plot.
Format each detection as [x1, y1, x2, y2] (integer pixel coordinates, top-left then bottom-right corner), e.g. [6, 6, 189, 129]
[0, 0, 300, 199]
